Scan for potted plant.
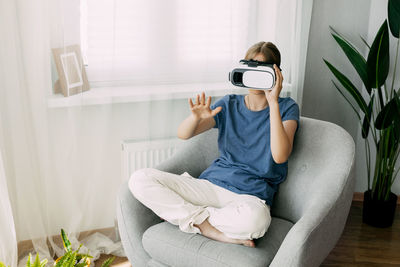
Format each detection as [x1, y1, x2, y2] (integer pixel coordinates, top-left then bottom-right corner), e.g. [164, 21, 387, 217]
[54, 229, 115, 267]
[0, 229, 116, 267]
[323, 0, 400, 227]
[54, 229, 93, 267]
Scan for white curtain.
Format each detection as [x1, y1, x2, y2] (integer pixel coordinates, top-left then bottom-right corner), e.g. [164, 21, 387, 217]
[0, 149, 17, 267]
[0, 0, 124, 264]
[0, 0, 311, 265]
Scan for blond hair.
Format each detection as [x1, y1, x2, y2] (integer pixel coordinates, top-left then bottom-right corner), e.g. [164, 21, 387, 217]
[244, 41, 281, 67]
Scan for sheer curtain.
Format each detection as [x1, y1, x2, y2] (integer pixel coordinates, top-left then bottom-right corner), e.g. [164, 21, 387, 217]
[0, 0, 312, 265]
[0, 149, 17, 267]
[1, 0, 124, 264]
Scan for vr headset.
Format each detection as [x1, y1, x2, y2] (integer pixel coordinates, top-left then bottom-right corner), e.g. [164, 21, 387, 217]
[229, 60, 280, 90]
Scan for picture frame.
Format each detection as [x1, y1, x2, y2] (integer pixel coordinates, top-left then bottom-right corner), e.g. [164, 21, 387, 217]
[52, 44, 90, 97]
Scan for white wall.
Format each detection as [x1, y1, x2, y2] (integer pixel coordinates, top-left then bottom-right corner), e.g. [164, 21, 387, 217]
[302, 0, 371, 137]
[302, 0, 400, 195]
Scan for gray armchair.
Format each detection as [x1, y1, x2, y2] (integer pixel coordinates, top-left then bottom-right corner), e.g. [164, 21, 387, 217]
[116, 116, 355, 267]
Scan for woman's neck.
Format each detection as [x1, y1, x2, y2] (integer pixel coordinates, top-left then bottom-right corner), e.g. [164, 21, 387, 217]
[246, 90, 269, 111]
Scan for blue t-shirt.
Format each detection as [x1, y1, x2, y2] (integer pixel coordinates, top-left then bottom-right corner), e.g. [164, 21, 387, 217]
[198, 94, 300, 206]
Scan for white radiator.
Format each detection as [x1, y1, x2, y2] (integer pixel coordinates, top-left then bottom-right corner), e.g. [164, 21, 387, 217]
[121, 138, 183, 181]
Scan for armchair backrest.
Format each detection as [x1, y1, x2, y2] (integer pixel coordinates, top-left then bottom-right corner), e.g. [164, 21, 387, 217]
[272, 116, 355, 223]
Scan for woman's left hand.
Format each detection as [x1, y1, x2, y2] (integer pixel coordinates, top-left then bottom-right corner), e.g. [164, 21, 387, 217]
[264, 64, 283, 104]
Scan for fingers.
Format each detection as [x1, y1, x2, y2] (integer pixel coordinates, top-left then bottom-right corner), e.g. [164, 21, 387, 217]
[191, 92, 210, 107]
[201, 92, 205, 105]
[206, 95, 211, 107]
[274, 64, 283, 86]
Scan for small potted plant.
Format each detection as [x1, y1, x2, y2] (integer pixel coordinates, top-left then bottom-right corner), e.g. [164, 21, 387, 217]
[323, 0, 400, 227]
[0, 229, 115, 267]
[54, 229, 115, 267]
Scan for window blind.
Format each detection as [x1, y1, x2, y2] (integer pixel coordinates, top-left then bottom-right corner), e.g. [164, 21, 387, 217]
[81, 0, 262, 86]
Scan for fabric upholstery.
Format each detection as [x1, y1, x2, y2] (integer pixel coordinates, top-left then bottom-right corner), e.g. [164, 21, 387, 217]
[117, 116, 356, 267]
[142, 218, 293, 267]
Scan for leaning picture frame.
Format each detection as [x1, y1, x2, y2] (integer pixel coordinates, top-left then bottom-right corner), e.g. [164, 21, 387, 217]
[52, 44, 90, 97]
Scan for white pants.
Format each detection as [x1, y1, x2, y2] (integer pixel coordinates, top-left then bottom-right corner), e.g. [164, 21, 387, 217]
[128, 168, 271, 240]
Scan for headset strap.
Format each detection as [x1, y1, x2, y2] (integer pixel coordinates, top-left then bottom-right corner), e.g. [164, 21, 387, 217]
[239, 59, 282, 70]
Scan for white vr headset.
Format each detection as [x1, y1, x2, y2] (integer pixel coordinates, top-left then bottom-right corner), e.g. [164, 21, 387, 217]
[229, 60, 280, 90]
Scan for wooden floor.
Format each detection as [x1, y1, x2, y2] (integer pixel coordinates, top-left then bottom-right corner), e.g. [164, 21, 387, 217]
[96, 201, 400, 267]
[321, 201, 400, 266]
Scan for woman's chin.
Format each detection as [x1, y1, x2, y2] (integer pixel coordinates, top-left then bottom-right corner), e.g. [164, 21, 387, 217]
[249, 89, 265, 95]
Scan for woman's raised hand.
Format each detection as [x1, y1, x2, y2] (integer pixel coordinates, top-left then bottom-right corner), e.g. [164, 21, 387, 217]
[189, 92, 222, 120]
[264, 64, 283, 104]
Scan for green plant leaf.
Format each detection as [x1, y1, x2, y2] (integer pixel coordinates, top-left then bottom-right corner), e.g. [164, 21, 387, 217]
[0, 261, 8, 267]
[55, 251, 70, 267]
[393, 94, 400, 146]
[330, 26, 371, 94]
[388, 0, 400, 38]
[101, 256, 115, 267]
[332, 80, 362, 121]
[33, 254, 41, 267]
[375, 89, 400, 129]
[360, 35, 371, 49]
[67, 252, 77, 267]
[324, 59, 368, 114]
[367, 20, 390, 88]
[75, 253, 90, 267]
[362, 96, 374, 138]
[33, 254, 47, 267]
[26, 254, 31, 267]
[377, 124, 397, 160]
[61, 229, 72, 252]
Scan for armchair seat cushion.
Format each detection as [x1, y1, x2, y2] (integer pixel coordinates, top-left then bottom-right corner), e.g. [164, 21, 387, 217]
[142, 218, 293, 267]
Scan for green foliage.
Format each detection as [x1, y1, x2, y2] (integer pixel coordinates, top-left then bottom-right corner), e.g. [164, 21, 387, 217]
[329, 26, 371, 94]
[362, 96, 374, 139]
[26, 254, 48, 267]
[366, 20, 390, 89]
[323, 59, 368, 114]
[324, 1, 400, 201]
[388, 0, 400, 38]
[55, 229, 111, 267]
[61, 229, 72, 253]
[100, 256, 115, 267]
[1, 229, 115, 267]
[375, 89, 400, 129]
[57, 230, 94, 267]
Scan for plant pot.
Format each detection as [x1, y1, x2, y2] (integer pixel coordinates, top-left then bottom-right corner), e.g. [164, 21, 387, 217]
[362, 190, 398, 228]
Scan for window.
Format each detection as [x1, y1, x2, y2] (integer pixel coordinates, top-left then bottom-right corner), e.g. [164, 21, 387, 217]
[80, 0, 288, 87]
[74, 0, 313, 108]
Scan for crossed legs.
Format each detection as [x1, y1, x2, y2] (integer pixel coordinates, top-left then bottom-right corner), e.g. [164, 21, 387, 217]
[128, 168, 271, 247]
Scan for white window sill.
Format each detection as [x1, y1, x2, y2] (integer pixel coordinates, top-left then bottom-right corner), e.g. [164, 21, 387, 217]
[47, 82, 291, 108]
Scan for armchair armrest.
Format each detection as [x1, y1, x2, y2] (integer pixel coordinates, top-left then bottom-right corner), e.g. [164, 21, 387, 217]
[116, 181, 163, 266]
[270, 159, 355, 267]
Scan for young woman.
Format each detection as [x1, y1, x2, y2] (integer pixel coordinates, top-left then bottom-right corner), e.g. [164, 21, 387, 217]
[129, 42, 300, 248]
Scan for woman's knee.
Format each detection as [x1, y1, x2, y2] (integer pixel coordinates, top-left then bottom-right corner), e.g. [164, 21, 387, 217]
[238, 200, 271, 237]
[128, 168, 158, 198]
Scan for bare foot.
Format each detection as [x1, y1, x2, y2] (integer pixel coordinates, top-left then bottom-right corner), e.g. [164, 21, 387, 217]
[194, 219, 255, 247]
